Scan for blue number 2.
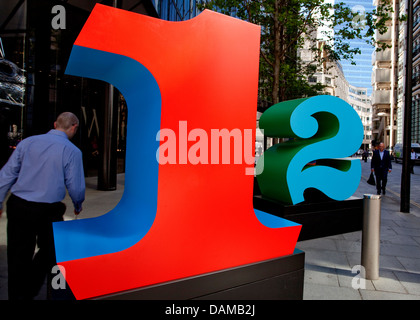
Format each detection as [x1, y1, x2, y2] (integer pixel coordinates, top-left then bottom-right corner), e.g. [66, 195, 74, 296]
[256, 95, 364, 205]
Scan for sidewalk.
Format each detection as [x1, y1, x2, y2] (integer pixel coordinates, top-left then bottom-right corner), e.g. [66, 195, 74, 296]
[298, 159, 420, 300]
[1, 161, 420, 300]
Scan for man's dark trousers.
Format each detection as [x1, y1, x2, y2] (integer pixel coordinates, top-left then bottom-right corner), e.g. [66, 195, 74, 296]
[374, 167, 388, 194]
[6, 194, 65, 300]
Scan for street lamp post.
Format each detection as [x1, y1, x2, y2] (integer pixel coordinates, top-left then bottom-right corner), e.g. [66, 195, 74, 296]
[401, 0, 413, 213]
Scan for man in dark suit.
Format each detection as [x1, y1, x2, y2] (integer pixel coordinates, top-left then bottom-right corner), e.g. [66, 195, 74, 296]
[371, 142, 392, 195]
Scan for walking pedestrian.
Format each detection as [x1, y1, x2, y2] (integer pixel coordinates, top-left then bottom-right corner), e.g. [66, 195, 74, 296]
[362, 149, 368, 162]
[371, 142, 392, 195]
[411, 149, 416, 174]
[0, 112, 85, 300]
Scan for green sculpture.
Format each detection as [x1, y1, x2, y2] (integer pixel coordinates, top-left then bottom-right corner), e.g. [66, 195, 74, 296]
[256, 95, 363, 205]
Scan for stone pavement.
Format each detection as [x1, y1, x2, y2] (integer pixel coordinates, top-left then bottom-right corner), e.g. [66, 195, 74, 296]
[298, 158, 420, 300]
[0, 158, 420, 300]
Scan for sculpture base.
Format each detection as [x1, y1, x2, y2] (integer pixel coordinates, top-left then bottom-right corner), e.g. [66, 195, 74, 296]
[93, 249, 304, 300]
[253, 191, 363, 241]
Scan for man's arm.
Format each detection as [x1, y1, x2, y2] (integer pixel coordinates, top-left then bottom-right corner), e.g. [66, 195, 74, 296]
[64, 149, 86, 215]
[0, 143, 23, 211]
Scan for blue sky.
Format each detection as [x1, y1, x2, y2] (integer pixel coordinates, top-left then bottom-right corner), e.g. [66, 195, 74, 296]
[338, 0, 375, 96]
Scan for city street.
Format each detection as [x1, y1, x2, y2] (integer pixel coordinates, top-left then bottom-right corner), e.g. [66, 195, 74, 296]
[359, 156, 420, 211]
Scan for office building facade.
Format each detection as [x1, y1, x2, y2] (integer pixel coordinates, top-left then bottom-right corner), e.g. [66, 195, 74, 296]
[371, 0, 398, 148]
[372, 0, 420, 148]
[412, 0, 420, 143]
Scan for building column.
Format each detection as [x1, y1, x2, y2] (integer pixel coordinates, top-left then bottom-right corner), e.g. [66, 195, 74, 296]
[98, 84, 118, 190]
[97, 0, 120, 190]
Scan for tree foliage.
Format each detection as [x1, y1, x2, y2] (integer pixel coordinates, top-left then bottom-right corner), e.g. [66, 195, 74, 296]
[198, 0, 395, 107]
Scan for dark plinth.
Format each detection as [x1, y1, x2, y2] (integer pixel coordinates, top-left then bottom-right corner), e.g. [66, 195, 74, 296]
[94, 249, 304, 300]
[253, 188, 363, 241]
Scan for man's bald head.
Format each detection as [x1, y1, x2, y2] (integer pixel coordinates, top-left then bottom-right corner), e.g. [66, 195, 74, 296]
[54, 112, 79, 139]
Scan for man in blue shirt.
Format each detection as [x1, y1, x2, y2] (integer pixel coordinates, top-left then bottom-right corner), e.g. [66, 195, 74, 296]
[0, 112, 85, 300]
